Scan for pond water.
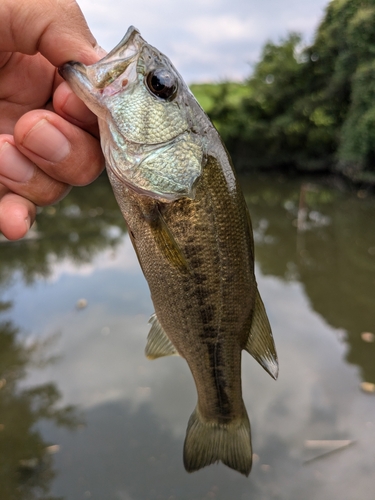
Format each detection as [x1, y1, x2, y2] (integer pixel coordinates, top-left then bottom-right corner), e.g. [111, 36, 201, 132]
[1, 172, 374, 500]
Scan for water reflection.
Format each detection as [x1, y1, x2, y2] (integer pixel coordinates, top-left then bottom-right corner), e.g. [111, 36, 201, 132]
[242, 174, 375, 384]
[0, 172, 374, 499]
[0, 300, 82, 500]
[0, 176, 125, 499]
[0, 174, 126, 284]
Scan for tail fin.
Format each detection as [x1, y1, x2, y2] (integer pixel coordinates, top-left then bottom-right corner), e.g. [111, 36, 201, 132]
[183, 406, 252, 476]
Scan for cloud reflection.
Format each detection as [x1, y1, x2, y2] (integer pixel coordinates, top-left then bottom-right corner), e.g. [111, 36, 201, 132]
[23, 268, 375, 500]
[3, 173, 375, 498]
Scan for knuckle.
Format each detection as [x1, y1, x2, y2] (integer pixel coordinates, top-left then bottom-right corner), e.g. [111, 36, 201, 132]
[37, 180, 69, 206]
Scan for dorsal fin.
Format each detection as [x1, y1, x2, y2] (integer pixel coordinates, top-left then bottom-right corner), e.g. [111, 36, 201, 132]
[145, 313, 179, 359]
[245, 290, 278, 380]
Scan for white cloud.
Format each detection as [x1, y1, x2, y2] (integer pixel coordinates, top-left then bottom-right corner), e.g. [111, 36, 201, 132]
[76, 0, 329, 82]
[186, 15, 261, 44]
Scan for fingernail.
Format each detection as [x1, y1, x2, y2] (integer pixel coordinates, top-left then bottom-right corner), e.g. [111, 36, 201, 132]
[22, 118, 71, 163]
[0, 142, 34, 182]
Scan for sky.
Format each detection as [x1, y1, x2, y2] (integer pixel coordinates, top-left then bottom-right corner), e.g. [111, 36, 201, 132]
[76, 0, 330, 83]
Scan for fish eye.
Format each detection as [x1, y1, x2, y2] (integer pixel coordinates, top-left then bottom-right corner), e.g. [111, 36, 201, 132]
[146, 68, 177, 100]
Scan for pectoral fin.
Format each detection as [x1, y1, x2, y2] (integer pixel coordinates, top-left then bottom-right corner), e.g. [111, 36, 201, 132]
[145, 313, 179, 359]
[149, 208, 190, 273]
[245, 290, 278, 380]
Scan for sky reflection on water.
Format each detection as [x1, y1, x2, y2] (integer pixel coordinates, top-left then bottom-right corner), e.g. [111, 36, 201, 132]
[0, 174, 374, 499]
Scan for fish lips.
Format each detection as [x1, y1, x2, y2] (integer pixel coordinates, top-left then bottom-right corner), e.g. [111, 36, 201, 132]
[59, 26, 144, 114]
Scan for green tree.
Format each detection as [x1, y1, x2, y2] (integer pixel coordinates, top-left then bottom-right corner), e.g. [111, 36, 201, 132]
[196, 0, 375, 183]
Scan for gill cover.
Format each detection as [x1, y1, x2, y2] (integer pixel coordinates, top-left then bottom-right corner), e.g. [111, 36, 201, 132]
[60, 26, 204, 202]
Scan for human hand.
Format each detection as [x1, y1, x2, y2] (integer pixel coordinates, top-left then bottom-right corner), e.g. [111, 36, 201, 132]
[0, 0, 105, 240]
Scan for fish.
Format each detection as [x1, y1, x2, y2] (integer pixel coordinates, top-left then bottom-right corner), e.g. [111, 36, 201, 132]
[59, 26, 278, 477]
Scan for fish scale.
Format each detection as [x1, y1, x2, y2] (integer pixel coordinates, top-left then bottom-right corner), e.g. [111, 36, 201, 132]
[60, 25, 278, 477]
[110, 84, 188, 144]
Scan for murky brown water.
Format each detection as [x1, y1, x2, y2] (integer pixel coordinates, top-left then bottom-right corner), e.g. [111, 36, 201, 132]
[1, 172, 374, 500]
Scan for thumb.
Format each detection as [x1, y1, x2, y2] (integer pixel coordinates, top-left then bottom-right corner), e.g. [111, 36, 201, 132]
[0, 0, 98, 66]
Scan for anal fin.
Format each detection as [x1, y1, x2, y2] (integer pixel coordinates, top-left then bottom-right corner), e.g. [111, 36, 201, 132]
[245, 290, 279, 380]
[145, 313, 179, 359]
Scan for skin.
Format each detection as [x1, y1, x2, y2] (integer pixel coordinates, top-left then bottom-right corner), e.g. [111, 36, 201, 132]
[0, 0, 105, 240]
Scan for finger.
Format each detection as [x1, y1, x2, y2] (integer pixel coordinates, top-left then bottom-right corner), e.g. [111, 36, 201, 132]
[0, 0, 98, 66]
[53, 81, 99, 137]
[0, 53, 55, 133]
[13, 110, 104, 186]
[0, 190, 36, 240]
[0, 138, 71, 206]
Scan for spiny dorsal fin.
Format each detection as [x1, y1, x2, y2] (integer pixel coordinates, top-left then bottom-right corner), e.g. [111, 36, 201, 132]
[245, 290, 279, 380]
[145, 313, 179, 359]
[183, 404, 252, 476]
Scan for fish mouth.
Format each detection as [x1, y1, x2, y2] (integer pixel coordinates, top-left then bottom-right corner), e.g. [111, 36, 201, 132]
[86, 26, 143, 89]
[59, 26, 144, 104]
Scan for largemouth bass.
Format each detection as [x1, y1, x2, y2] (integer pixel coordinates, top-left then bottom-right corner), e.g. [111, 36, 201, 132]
[60, 26, 278, 476]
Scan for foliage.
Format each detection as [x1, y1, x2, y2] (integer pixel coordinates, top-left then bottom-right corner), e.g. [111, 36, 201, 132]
[191, 0, 375, 183]
[189, 82, 249, 117]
